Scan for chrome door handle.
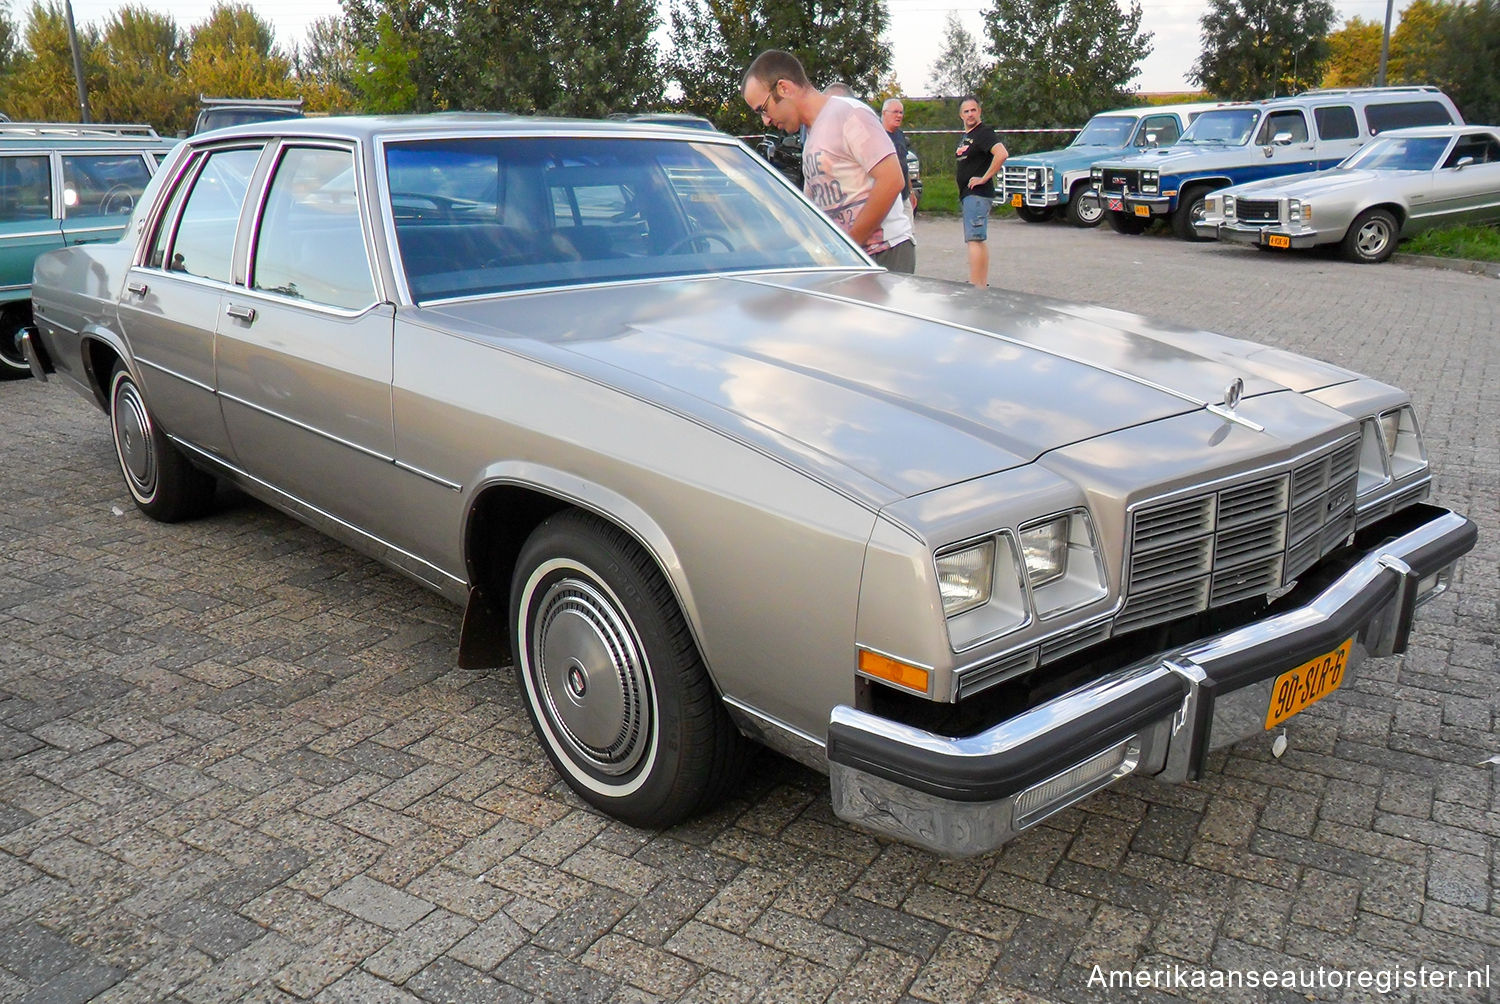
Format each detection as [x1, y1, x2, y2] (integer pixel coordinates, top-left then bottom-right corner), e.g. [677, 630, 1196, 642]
[126, 281, 148, 296]
[225, 304, 256, 322]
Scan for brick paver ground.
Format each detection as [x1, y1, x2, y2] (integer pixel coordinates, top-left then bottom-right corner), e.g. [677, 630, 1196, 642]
[2, 217, 1496, 1003]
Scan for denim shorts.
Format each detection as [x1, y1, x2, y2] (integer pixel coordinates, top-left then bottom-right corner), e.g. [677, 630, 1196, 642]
[962, 194, 992, 242]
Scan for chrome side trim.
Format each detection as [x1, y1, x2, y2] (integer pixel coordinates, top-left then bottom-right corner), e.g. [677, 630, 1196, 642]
[134, 354, 215, 394]
[721, 697, 826, 774]
[217, 389, 396, 464]
[0, 230, 60, 241]
[394, 459, 462, 492]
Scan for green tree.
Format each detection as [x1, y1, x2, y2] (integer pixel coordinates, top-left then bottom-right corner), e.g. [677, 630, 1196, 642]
[1190, 0, 1335, 99]
[927, 11, 985, 97]
[346, 0, 661, 116]
[295, 14, 356, 92]
[1427, 0, 1500, 121]
[664, 0, 892, 133]
[1387, 0, 1450, 82]
[184, 1, 295, 101]
[1321, 15, 1380, 87]
[0, 0, 19, 83]
[93, 7, 193, 132]
[350, 10, 422, 112]
[979, 0, 1154, 127]
[6, 2, 106, 121]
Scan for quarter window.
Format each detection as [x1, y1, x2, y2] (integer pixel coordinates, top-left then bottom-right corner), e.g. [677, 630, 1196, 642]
[1365, 101, 1455, 134]
[252, 146, 375, 310]
[164, 147, 261, 283]
[61, 154, 153, 218]
[0, 156, 51, 223]
[1314, 106, 1359, 140]
[1443, 133, 1500, 167]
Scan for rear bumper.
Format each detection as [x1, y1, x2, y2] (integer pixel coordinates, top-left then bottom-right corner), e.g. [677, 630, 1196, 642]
[18, 326, 50, 381]
[1198, 222, 1320, 248]
[828, 504, 1475, 856]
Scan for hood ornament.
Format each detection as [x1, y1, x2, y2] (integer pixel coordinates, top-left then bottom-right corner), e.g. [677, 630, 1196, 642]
[1207, 376, 1264, 432]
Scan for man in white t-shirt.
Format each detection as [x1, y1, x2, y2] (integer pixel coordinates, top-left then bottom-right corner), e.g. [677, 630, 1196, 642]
[742, 50, 914, 273]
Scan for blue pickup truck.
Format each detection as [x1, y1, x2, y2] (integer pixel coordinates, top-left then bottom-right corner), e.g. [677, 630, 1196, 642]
[1090, 86, 1463, 240]
[1000, 102, 1224, 227]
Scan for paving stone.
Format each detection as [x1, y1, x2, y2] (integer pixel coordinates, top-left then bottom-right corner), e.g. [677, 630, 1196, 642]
[323, 874, 435, 931]
[404, 957, 530, 1004]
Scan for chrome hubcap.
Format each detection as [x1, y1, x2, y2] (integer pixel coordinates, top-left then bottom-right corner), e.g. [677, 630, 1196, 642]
[1075, 193, 1102, 223]
[113, 380, 156, 496]
[531, 576, 650, 776]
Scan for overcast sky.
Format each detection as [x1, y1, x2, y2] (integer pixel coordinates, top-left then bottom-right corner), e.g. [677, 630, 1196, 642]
[63, 0, 1416, 103]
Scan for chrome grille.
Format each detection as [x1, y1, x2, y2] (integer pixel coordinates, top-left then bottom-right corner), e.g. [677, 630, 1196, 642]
[1234, 199, 1280, 224]
[1119, 439, 1360, 635]
[1099, 167, 1139, 193]
[1001, 164, 1028, 195]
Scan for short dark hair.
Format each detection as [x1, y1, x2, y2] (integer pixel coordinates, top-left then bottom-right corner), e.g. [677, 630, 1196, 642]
[744, 50, 811, 91]
[959, 95, 981, 110]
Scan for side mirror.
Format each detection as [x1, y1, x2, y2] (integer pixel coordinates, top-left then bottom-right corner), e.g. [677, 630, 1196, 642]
[1455, 155, 1476, 170]
[1272, 131, 1294, 146]
[1144, 132, 1159, 148]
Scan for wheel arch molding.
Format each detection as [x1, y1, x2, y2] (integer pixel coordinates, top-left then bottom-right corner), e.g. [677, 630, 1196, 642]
[457, 466, 707, 678]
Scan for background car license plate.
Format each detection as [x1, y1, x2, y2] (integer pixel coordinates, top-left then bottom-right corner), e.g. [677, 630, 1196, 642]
[1133, 205, 1151, 217]
[1265, 639, 1352, 729]
[1011, 194, 1023, 207]
[1268, 234, 1291, 249]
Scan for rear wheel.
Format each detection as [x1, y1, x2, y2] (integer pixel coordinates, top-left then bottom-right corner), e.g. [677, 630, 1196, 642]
[1340, 208, 1399, 264]
[510, 511, 747, 828]
[1106, 210, 1150, 235]
[1065, 186, 1104, 227]
[0, 306, 31, 379]
[108, 364, 216, 521]
[1172, 185, 1214, 241]
[1015, 204, 1055, 223]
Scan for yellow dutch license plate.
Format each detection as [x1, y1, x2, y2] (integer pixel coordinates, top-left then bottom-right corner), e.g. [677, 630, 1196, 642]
[1268, 234, 1291, 249]
[1011, 194, 1023, 208]
[1133, 205, 1151, 217]
[1265, 639, 1352, 729]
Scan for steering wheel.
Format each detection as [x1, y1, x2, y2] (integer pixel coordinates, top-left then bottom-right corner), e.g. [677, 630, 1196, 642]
[100, 185, 136, 216]
[665, 232, 735, 255]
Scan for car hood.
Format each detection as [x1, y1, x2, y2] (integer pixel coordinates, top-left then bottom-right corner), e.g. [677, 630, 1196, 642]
[1224, 168, 1407, 199]
[1011, 145, 1129, 172]
[1098, 143, 1245, 171]
[421, 271, 1358, 503]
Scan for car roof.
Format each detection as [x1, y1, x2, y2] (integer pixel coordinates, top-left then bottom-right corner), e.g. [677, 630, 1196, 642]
[1092, 101, 1235, 119]
[1370, 124, 1495, 139]
[187, 113, 742, 146]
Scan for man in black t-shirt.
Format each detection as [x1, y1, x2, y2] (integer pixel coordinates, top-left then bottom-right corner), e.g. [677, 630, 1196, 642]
[955, 96, 1008, 287]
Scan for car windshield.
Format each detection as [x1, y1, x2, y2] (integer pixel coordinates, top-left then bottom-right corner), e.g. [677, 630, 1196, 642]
[1179, 108, 1260, 145]
[385, 136, 864, 301]
[1339, 135, 1450, 171]
[1072, 115, 1136, 146]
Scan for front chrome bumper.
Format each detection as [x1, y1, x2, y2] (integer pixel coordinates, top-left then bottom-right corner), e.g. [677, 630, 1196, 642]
[1196, 221, 1319, 248]
[828, 504, 1476, 857]
[1099, 192, 1169, 216]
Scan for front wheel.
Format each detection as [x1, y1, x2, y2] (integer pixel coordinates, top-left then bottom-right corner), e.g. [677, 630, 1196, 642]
[1015, 204, 1055, 223]
[1341, 208, 1399, 264]
[1065, 187, 1104, 227]
[1171, 186, 1214, 241]
[108, 364, 216, 521]
[510, 511, 747, 827]
[1106, 210, 1150, 235]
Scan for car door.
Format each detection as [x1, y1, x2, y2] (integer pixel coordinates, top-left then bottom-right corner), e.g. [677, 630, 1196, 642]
[1135, 113, 1183, 149]
[1312, 105, 1362, 168]
[59, 151, 155, 247]
[215, 141, 408, 550]
[1253, 109, 1317, 181]
[0, 153, 61, 300]
[1434, 132, 1500, 227]
[116, 144, 264, 459]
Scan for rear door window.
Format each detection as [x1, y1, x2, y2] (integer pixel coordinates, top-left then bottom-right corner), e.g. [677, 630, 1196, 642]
[61, 154, 153, 218]
[162, 147, 261, 283]
[0, 155, 53, 223]
[1314, 106, 1359, 140]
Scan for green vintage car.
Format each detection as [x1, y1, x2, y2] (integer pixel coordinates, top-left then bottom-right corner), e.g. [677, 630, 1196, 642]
[1, 122, 177, 378]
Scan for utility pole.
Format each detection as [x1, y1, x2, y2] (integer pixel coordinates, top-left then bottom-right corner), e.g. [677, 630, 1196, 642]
[1376, 0, 1395, 86]
[65, 0, 92, 122]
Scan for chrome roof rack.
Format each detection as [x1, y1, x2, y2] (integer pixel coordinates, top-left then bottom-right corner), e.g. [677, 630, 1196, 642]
[0, 122, 162, 139]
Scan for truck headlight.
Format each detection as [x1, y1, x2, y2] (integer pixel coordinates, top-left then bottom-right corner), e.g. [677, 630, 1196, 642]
[1020, 512, 1109, 619]
[936, 540, 995, 616]
[1141, 171, 1159, 194]
[1091, 166, 1103, 186]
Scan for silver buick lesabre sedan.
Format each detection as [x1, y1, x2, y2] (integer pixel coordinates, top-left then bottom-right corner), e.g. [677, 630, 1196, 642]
[23, 115, 1476, 856]
[1196, 124, 1500, 262]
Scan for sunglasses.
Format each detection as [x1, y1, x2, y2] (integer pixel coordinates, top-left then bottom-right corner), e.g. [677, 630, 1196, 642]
[753, 80, 785, 120]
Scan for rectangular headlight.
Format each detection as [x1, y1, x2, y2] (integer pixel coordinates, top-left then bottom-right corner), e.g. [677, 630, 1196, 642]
[936, 540, 994, 617]
[1141, 171, 1159, 193]
[1223, 195, 1236, 218]
[1020, 511, 1109, 619]
[1020, 518, 1069, 587]
[1381, 406, 1427, 479]
[1091, 166, 1103, 185]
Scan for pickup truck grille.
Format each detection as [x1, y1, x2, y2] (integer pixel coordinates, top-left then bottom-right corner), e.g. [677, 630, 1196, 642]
[1234, 199, 1280, 224]
[1098, 167, 1139, 192]
[1117, 438, 1361, 635]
